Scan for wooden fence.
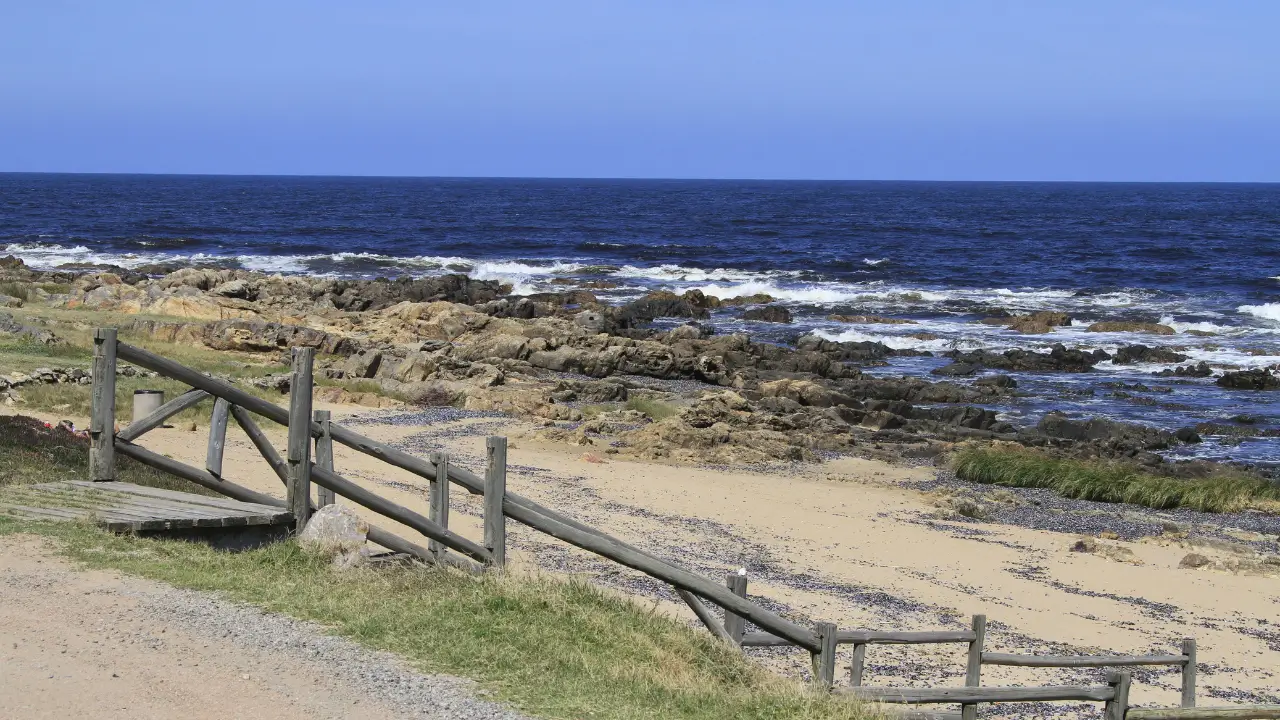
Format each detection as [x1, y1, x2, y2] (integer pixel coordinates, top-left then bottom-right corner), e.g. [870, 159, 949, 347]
[84, 329, 1280, 720]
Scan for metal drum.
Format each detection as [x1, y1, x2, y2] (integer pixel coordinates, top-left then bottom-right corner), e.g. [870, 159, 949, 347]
[131, 389, 165, 424]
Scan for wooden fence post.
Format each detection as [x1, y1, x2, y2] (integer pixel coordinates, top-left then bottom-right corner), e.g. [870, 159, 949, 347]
[962, 614, 987, 720]
[849, 643, 867, 686]
[1104, 670, 1132, 720]
[314, 410, 335, 507]
[429, 453, 451, 559]
[89, 328, 118, 482]
[287, 347, 314, 533]
[724, 570, 748, 645]
[1181, 638, 1197, 708]
[206, 398, 230, 477]
[484, 436, 507, 568]
[813, 621, 838, 689]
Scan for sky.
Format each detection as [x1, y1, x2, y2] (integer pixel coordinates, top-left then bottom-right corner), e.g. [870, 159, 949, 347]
[1, 1, 1277, 181]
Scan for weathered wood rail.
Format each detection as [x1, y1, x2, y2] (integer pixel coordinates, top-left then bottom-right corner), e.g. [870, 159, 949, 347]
[80, 328, 1278, 720]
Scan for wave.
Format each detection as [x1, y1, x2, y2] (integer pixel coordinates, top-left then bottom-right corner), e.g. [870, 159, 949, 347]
[1238, 303, 1280, 323]
[862, 257, 891, 266]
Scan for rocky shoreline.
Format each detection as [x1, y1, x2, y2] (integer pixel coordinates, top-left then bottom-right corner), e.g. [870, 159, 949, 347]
[1, 256, 1275, 480]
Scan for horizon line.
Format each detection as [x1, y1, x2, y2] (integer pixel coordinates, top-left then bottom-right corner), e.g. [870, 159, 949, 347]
[1, 170, 1277, 185]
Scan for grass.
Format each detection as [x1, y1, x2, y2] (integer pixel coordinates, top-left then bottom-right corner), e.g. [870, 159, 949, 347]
[626, 396, 680, 421]
[15, 373, 287, 427]
[0, 414, 219, 496]
[0, 416, 876, 720]
[953, 446, 1280, 513]
[0, 280, 71, 300]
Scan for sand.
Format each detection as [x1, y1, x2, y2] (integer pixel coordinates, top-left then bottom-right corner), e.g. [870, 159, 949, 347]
[5, 403, 1278, 714]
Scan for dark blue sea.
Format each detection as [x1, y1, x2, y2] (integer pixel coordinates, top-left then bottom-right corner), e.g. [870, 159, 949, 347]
[3, 174, 1280, 463]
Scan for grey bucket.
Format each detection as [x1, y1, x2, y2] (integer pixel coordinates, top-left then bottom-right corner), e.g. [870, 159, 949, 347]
[131, 389, 165, 424]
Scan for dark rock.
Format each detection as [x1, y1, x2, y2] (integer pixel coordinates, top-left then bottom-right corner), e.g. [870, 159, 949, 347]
[974, 374, 1017, 389]
[741, 305, 792, 324]
[945, 344, 1105, 373]
[1217, 369, 1280, 390]
[1036, 413, 1177, 451]
[0, 255, 24, 268]
[615, 291, 710, 325]
[1153, 361, 1213, 378]
[1112, 345, 1189, 365]
[931, 362, 980, 377]
[1174, 427, 1202, 443]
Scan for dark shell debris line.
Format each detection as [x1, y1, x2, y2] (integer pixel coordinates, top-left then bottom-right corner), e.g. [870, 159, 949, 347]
[338, 409, 1280, 712]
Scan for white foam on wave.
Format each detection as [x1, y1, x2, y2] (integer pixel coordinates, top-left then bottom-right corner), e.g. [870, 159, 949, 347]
[1238, 303, 1280, 323]
[612, 264, 796, 284]
[863, 257, 891, 266]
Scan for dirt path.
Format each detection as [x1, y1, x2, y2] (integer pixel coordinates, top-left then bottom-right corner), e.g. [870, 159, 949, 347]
[0, 535, 525, 720]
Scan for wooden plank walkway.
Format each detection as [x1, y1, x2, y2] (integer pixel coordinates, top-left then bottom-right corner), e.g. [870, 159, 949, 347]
[0, 481, 293, 533]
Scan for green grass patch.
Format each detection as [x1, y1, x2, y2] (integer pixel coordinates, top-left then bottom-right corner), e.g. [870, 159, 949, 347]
[626, 396, 680, 421]
[0, 414, 219, 496]
[953, 446, 1280, 513]
[13, 374, 285, 427]
[0, 520, 875, 720]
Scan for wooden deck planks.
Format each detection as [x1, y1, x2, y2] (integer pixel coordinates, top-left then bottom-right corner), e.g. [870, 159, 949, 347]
[2, 481, 293, 532]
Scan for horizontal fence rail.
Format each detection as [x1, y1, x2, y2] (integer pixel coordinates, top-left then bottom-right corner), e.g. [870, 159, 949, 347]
[1126, 708, 1280, 720]
[983, 653, 1190, 668]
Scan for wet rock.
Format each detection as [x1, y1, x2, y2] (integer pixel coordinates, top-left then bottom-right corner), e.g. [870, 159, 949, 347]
[1153, 361, 1213, 378]
[1086, 321, 1176, 335]
[828, 314, 916, 325]
[1036, 413, 1177, 451]
[981, 311, 1072, 334]
[719, 293, 776, 307]
[1112, 345, 1189, 365]
[1217, 369, 1280, 390]
[974, 374, 1017, 389]
[1174, 427, 1203, 443]
[931, 362, 980, 377]
[616, 291, 710, 325]
[741, 305, 792, 323]
[943, 345, 1105, 373]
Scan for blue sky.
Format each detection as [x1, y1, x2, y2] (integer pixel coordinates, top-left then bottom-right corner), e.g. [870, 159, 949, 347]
[1, 1, 1277, 181]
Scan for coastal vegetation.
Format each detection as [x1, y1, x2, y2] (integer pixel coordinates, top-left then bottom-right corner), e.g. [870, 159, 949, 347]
[953, 446, 1280, 513]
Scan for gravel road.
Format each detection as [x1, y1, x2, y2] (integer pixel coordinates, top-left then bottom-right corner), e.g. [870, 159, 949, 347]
[0, 535, 530, 720]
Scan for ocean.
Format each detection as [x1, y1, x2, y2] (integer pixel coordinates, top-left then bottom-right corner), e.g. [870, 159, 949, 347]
[3, 174, 1279, 463]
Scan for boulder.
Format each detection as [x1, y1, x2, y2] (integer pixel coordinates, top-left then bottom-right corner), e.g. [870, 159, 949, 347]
[742, 305, 792, 323]
[943, 345, 1105, 373]
[1086, 321, 1176, 335]
[1153, 362, 1213, 378]
[1217, 369, 1280, 390]
[616, 291, 710, 325]
[298, 504, 368, 566]
[759, 378, 855, 408]
[827, 314, 916, 325]
[341, 350, 383, 379]
[1036, 413, 1176, 451]
[1179, 553, 1211, 569]
[981, 311, 1072, 334]
[1112, 345, 1189, 365]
